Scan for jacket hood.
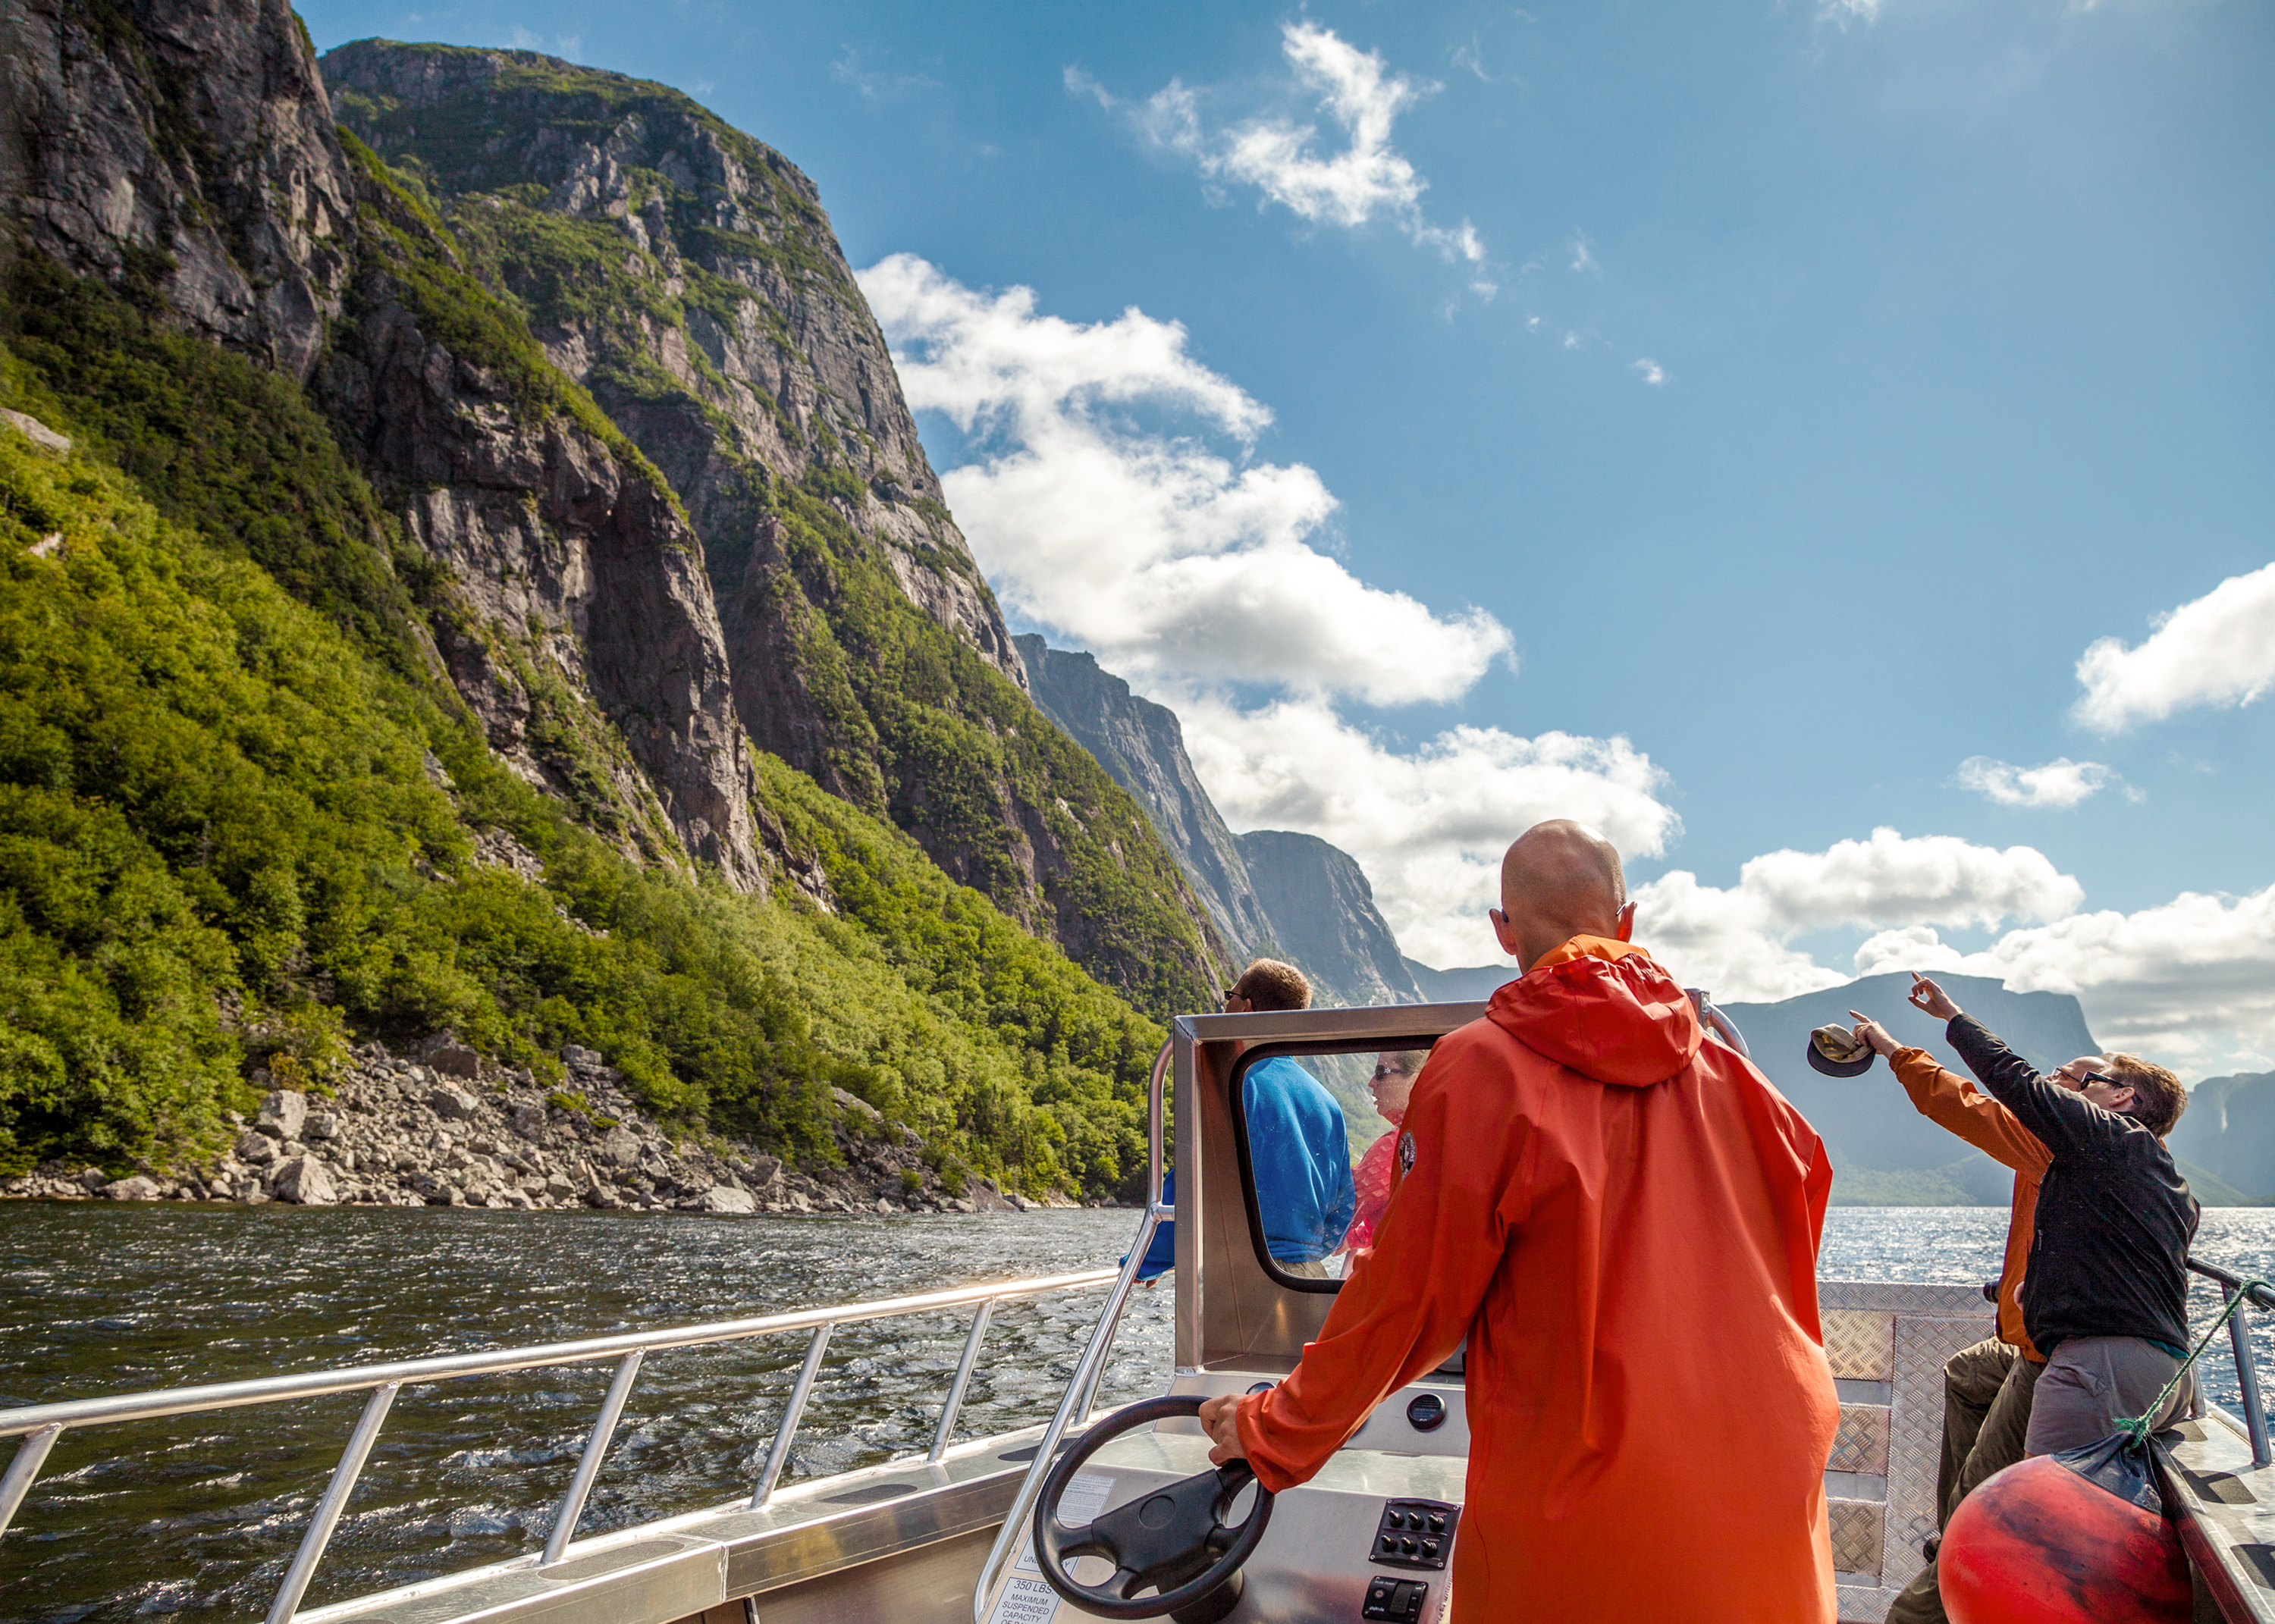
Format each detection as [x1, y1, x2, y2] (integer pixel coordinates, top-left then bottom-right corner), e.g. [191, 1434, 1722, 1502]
[1487, 936, 1704, 1088]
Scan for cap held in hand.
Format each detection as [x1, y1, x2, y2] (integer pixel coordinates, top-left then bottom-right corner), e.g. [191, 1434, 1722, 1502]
[1806, 1021, 1875, 1078]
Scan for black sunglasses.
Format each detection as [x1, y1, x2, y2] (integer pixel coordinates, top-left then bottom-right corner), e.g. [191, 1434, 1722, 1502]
[2081, 1070, 2122, 1089]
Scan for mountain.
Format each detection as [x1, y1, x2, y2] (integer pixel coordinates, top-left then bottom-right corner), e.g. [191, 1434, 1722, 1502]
[1235, 831, 1423, 1006]
[0, 2, 1219, 1193]
[1404, 960, 1516, 1002]
[1722, 973, 2098, 1184]
[2168, 1071, 2275, 1200]
[1015, 636, 1423, 1007]
[313, 38, 1224, 1012]
[1016, 637, 1272, 966]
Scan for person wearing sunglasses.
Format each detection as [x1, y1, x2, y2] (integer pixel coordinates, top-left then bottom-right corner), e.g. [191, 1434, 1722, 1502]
[1850, 975, 2194, 1488]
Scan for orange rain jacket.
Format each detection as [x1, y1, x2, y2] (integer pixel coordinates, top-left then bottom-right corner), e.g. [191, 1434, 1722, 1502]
[1890, 1048, 2050, 1360]
[1234, 936, 1840, 1622]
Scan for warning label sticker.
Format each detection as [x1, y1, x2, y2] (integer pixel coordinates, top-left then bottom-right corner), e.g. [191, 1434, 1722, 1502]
[1013, 1472, 1116, 1573]
[987, 1575, 1062, 1624]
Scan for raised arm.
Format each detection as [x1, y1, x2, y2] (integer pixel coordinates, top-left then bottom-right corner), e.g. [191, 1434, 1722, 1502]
[1945, 1017, 2114, 1156]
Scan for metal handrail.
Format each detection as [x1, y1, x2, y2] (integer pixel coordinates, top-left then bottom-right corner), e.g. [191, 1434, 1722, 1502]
[0, 1266, 1117, 1622]
[2189, 1258, 2273, 1468]
[971, 1039, 1174, 1624]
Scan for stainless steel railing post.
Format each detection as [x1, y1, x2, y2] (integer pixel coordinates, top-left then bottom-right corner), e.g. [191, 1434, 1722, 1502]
[0, 1422, 62, 1545]
[264, 1381, 399, 1624]
[541, 1348, 645, 1565]
[970, 1202, 1159, 1624]
[2223, 1284, 2272, 1468]
[928, 1300, 996, 1463]
[751, 1325, 833, 1507]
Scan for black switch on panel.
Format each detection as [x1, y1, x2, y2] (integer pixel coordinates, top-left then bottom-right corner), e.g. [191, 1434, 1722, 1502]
[1362, 1576, 1430, 1622]
[1369, 1500, 1460, 1571]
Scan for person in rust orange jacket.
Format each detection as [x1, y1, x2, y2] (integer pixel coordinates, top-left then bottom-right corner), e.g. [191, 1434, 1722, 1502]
[1199, 820, 1839, 1624]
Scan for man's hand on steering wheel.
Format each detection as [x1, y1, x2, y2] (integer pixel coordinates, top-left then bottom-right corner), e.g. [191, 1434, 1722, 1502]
[1197, 1394, 1246, 1466]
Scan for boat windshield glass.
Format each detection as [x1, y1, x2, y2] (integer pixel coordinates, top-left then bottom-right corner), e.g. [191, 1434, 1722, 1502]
[1230, 1038, 1439, 1290]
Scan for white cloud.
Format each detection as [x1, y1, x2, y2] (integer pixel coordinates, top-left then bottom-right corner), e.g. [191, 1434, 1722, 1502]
[1853, 886, 2275, 1077]
[860, 256, 1513, 705]
[1074, 24, 1487, 276]
[1631, 828, 2085, 1003]
[1178, 694, 1681, 968]
[1633, 359, 1665, 385]
[1570, 234, 1599, 274]
[1818, 0, 1882, 25]
[2073, 560, 2275, 732]
[1955, 755, 2137, 809]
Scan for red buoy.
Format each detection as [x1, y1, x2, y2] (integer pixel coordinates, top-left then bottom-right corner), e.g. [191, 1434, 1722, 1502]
[1939, 1453, 2190, 1624]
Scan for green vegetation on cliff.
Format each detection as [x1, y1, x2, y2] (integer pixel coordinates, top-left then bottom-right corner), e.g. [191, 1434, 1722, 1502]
[0, 273, 1154, 1196]
[324, 43, 1227, 1015]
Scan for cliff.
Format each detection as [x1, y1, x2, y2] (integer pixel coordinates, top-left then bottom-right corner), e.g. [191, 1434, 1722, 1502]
[1018, 636, 1273, 962]
[1235, 831, 1424, 1006]
[315, 42, 1222, 1008]
[0, 0, 1213, 1192]
[2168, 1070, 2275, 1201]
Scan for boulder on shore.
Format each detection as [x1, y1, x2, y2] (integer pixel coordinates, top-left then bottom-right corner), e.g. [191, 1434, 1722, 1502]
[258, 1090, 308, 1141]
[102, 1175, 162, 1201]
[271, 1155, 338, 1205]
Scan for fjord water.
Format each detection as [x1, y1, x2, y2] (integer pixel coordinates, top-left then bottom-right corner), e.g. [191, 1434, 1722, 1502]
[5, 1207, 2274, 1622]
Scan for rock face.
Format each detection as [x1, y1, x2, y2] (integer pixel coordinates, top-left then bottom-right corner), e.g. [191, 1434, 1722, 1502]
[0, 0, 354, 379]
[318, 39, 1025, 691]
[0, 0, 773, 887]
[1020, 637, 1274, 963]
[312, 43, 1225, 1009]
[1018, 635, 1428, 1008]
[2167, 1070, 2275, 1200]
[1235, 832, 1423, 1007]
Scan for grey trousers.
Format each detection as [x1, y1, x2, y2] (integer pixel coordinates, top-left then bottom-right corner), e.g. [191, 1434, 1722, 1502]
[1885, 1339, 2042, 1624]
[2025, 1334, 2192, 1456]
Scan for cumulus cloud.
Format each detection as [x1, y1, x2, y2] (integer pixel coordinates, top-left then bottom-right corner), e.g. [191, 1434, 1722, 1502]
[1177, 694, 1680, 968]
[1072, 24, 1489, 281]
[860, 256, 1514, 704]
[1631, 829, 2085, 1003]
[2073, 560, 2275, 732]
[1954, 755, 2137, 809]
[1853, 885, 2275, 1077]
[1632, 359, 1665, 386]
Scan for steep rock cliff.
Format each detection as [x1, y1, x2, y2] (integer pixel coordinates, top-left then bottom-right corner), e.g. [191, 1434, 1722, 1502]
[317, 42, 1225, 1007]
[0, 0, 771, 886]
[1236, 830, 1423, 1007]
[1018, 635, 1273, 963]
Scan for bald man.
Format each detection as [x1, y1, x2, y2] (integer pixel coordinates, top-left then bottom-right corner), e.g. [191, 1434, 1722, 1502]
[1200, 820, 1839, 1622]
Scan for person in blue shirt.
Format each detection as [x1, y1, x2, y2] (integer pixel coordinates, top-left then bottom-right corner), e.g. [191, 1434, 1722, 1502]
[1135, 959, 1356, 1281]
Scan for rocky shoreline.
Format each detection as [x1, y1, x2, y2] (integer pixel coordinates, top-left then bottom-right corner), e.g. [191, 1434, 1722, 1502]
[1, 1039, 1075, 1217]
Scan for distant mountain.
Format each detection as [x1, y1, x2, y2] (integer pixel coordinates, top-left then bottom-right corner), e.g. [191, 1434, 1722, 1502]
[1018, 637, 1423, 1008]
[1405, 960, 1516, 1002]
[1016, 638, 1265, 968]
[1722, 973, 2101, 1189]
[1235, 832, 1424, 1007]
[2168, 1071, 2275, 1200]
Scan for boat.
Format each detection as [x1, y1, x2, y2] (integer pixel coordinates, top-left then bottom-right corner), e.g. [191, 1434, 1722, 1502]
[4, 997, 2270, 1622]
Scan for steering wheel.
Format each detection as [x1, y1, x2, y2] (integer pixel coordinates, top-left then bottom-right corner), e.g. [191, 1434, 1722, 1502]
[1031, 1394, 1276, 1623]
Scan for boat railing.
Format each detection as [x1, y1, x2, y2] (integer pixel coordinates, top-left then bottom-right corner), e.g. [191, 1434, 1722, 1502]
[2186, 1256, 2274, 1469]
[0, 1263, 1121, 1624]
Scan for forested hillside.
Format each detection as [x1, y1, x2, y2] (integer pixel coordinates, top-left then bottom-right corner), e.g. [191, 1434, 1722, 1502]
[0, 0, 1214, 1196]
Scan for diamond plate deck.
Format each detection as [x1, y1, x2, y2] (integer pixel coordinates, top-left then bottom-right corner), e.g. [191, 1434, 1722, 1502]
[1824, 1311, 1894, 1381]
[1829, 1500, 1884, 1579]
[1830, 1406, 1891, 1477]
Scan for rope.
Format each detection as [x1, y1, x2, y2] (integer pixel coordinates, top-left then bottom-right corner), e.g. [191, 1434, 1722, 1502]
[2113, 1274, 2273, 1450]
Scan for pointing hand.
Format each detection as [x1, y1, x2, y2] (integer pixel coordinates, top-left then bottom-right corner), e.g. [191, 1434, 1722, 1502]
[1848, 1011, 1899, 1059]
[1907, 973, 1962, 1023]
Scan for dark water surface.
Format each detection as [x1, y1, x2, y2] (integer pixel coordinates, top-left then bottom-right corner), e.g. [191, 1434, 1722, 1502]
[5, 1204, 2274, 1622]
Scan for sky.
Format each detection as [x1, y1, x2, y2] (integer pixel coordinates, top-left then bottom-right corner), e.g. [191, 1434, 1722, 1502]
[297, 0, 2275, 1077]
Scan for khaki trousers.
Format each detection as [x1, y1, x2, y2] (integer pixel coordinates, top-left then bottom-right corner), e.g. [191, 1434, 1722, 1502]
[1884, 1338, 2042, 1624]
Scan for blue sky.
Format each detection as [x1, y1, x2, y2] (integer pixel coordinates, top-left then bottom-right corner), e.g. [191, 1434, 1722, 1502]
[298, 0, 2274, 1074]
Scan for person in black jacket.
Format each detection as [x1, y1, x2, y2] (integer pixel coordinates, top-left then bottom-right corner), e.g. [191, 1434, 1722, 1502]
[1853, 973, 2196, 1456]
